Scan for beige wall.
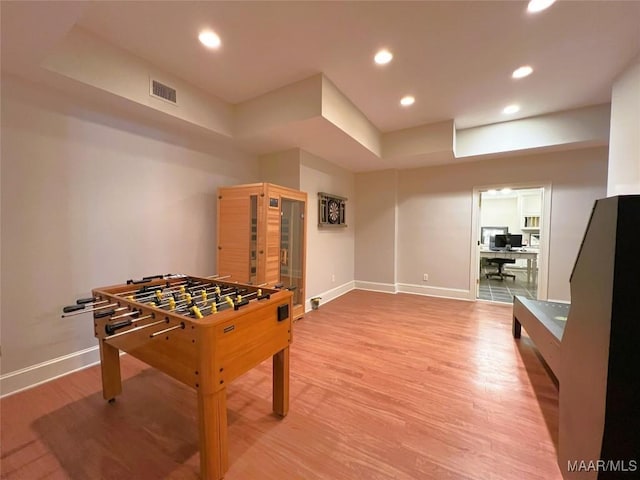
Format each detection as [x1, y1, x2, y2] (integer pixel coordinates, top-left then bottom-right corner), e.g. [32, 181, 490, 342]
[0, 76, 258, 379]
[258, 149, 301, 190]
[321, 76, 381, 157]
[392, 147, 607, 301]
[354, 170, 397, 287]
[300, 151, 355, 303]
[43, 27, 234, 138]
[0, 74, 610, 394]
[608, 55, 640, 196]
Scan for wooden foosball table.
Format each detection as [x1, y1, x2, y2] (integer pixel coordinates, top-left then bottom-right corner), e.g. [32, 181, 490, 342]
[62, 274, 293, 479]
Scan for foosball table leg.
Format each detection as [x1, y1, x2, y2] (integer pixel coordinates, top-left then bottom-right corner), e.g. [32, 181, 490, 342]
[273, 347, 290, 417]
[99, 341, 122, 402]
[198, 388, 229, 480]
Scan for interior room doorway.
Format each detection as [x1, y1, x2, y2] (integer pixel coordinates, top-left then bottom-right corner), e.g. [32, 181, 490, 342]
[470, 183, 551, 303]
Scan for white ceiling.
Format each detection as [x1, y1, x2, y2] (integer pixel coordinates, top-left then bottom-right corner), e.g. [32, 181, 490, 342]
[2, 1, 639, 168]
[74, 1, 640, 131]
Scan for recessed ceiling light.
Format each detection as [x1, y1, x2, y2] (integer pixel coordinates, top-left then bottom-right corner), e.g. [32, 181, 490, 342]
[527, 0, 556, 13]
[503, 104, 520, 114]
[199, 30, 221, 49]
[487, 189, 498, 195]
[400, 96, 415, 106]
[374, 49, 393, 65]
[512, 65, 533, 79]
[501, 188, 512, 194]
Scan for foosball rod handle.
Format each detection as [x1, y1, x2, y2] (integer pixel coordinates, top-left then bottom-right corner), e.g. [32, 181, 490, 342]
[76, 297, 98, 304]
[127, 275, 163, 285]
[105, 319, 134, 335]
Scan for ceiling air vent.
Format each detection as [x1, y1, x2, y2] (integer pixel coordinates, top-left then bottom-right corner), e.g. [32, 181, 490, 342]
[150, 79, 177, 104]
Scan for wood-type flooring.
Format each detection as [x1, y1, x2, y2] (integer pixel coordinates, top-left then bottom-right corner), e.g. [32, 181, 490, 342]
[1, 290, 561, 479]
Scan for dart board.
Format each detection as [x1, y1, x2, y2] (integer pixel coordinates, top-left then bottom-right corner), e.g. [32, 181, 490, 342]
[318, 192, 347, 227]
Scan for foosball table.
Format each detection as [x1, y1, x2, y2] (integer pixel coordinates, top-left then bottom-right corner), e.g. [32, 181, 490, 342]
[62, 274, 293, 479]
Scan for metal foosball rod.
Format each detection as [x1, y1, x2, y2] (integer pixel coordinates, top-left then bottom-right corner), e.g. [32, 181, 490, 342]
[80, 279, 253, 328]
[149, 322, 185, 338]
[162, 292, 235, 318]
[103, 284, 251, 323]
[61, 302, 120, 318]
[104, 314, 159, 336]
[176, 287, 255, 313]
[125, 273, 187, 285]
[190, 289, 270, 318]
[88, 286, 235, 325]
[131, 284, 216, 306]
[61, 275, 231, 317]
[62, 299, 110, 313]
[88, 286, 241, 326]
[109, 310, 141, 320]
[115, 279, 206, 300]
[141, 284, 240, 311]
[161, 277, 234, 298]
[116, 279, 233, 305]
[114, 275, 230, 299]
[94, 306, 134, 319]
[164, 290, 238, 319]
[114, 276, 205, 298]
[62, 282, 181, 313]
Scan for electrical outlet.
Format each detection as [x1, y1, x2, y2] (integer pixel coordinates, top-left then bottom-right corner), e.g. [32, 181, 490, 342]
[332, 274, 335, 282]
[423, 273, 429, 281]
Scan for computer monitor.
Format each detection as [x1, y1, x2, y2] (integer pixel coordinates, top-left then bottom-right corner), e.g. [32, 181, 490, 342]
[494, 233, 523, 250]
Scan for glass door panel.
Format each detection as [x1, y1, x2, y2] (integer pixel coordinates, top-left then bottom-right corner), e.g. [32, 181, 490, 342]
[280, 198, 304, 307]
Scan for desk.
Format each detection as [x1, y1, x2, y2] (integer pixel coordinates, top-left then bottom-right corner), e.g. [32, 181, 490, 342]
[480, 248, 538, 283]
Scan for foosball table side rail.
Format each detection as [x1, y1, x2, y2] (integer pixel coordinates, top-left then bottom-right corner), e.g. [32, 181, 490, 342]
[88, 276, 292, 398]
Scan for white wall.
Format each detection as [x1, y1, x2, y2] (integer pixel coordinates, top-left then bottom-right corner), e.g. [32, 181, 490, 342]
[608, 55, 640, 196]
[456, 104, 610, 158]
[387, 147, 607, 302]
[0, 76, 258, 390]
[300, 151, 355, 305]
[480, 196, 519, 234]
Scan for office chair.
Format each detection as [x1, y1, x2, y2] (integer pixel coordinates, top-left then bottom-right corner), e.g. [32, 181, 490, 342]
[486, 258, 516, 281]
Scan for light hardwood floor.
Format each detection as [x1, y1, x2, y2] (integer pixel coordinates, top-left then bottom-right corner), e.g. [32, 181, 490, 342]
[1, 290, 561, 479]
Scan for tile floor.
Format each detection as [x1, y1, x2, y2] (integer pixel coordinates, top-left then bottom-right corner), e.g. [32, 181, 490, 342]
[478, 265, 537, 303]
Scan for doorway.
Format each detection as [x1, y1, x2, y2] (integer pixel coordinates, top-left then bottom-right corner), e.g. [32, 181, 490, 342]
[470, 183, 551, 303]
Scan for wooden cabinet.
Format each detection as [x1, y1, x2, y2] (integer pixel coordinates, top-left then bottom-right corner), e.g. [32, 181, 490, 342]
[217, 183, 307, 319]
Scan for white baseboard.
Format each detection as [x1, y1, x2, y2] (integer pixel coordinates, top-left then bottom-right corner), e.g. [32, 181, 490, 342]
[0, 345, 101, 398]
[354, 280, 471, 301]
[353, 280, 398, 293]
[0, 280, 476, 397]
[305, 280, 355, 312]
[397, 283, 472, 301]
